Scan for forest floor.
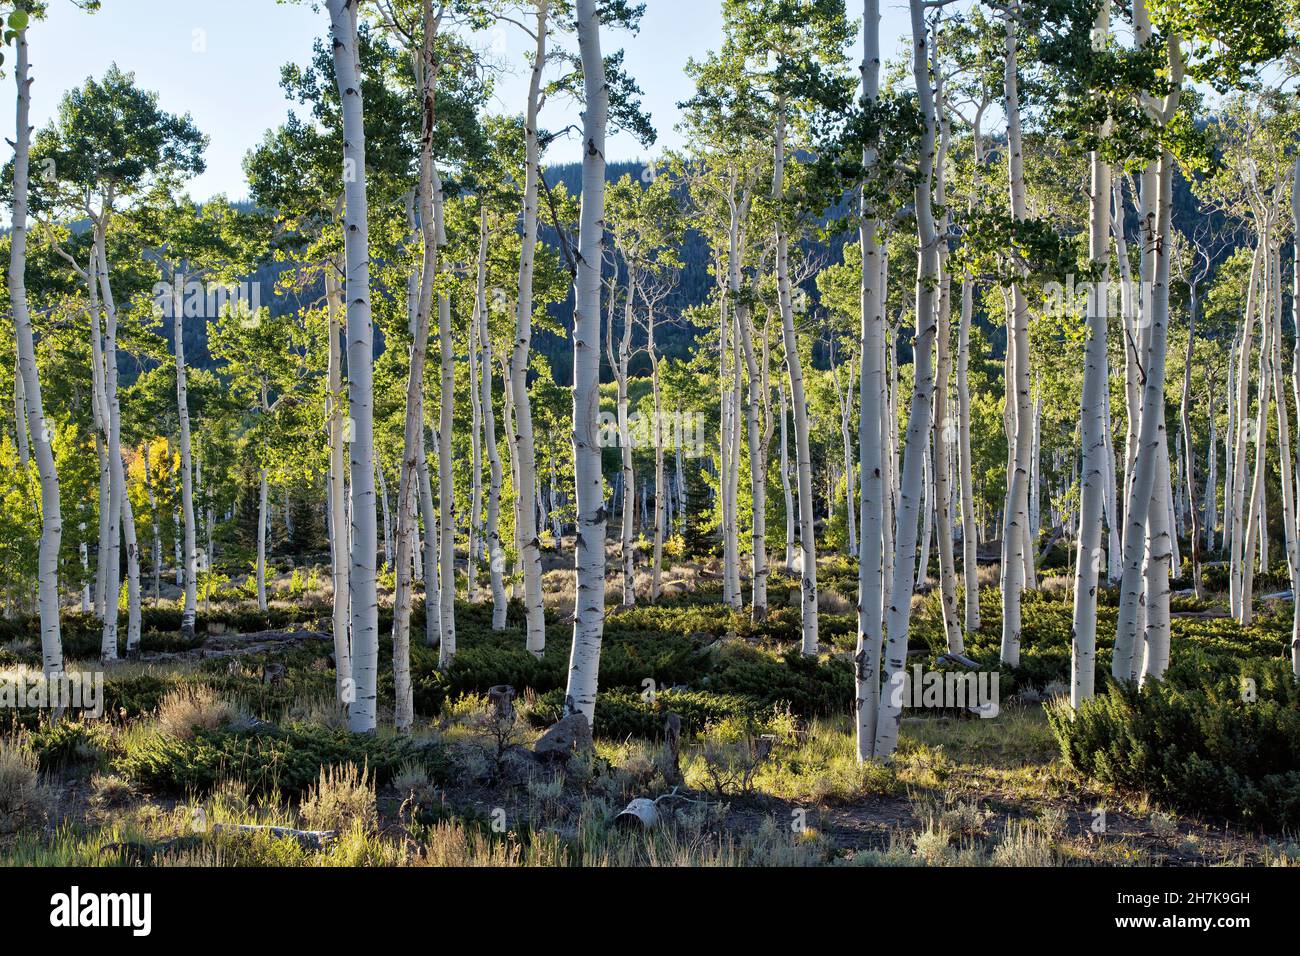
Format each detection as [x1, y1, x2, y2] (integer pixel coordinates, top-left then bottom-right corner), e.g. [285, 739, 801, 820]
[1, 553, 1297, 867]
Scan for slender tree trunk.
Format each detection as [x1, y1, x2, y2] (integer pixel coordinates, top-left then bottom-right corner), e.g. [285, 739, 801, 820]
[563, 0, 609, 724]
[855, 0, 884, 762]
[257, 464, 269, 610]
[779, 377, 794, 572]
[325, 260, 352, 705]
[477, 211, 508, 629]
[328, 0, 379, 732]
[999, 9, 1032, 667]
[650, 305, 666, 603]
[1071, 10, 1111, 705]
[394, 9, 439, 728]
[875, 0, 940, 758]
[1181, 283, 1204, 600]
[774, 103, 818, 655]
[930, 50, 960, 652]
[512, 0, 549, 656]
[1292, 158, 1300, 677]
[8, 27, 62, 675]
[1229, 244, 1262, 620]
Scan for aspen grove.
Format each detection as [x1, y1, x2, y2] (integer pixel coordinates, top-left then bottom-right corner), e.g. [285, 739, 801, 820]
[2, 0, 1300, 872]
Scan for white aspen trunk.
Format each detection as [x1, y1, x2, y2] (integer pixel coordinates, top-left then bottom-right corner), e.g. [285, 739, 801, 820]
[999, 8, 1032, 667]
[919, 446, 933, 587]
[1071, 9, 1111, 705]
[930, 52, 960, 652]
[257, 465, 269, 610]
[1116, 136, 1181, 678]
[121, 482, 141, 653]
[13, 355, 28, 467]
[1102, 363, 1122, 583]
[376, 457, 393, 570]
[562, 0, 609, 724]
[1242, 268, 1269, 627]
[717, 267, 739, 608]
[1206, 395, 1217, 553]
[774, 102, 819, 655]
[393, 10, 439, 729]
[1268, 243, 1298, 619]
[1181, 279, 1204, 599]
[431, 172, 457, 664]
[854, 0, 885, 762]
[1292, 158, 1300, 677]
[957, 271, 980, 629]
[728, 319, 743, 602]
[512, 0, 549, 657]
[1229, 244, 1262, 620]
[7, 27, 62, 675]
[875, 0, 939, 758]
[467, 214, 484, 602]
[325, 259, 352, 705]
[95, 216, 127, 664]
[611, 275, 636, 606]
[328, 0, 379, 732]
[501, 351, 523, 601]
[650, 305, 666, 603]
[779, 377, 794, 572]
[144, 440, 160, 603]
[476, 214, 508, 630]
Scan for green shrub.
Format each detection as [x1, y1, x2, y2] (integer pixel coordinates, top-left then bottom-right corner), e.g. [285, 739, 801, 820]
[27, 720, 116, 770]
[530, 687, 765, 739]
[1047, 653, 1300, 830]
[116, 722, 451, 797]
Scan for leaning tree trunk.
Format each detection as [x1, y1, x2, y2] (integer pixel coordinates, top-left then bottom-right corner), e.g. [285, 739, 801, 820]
[477, 210, 508, 629]
[171, 271, 199, 636]
[1228, 244, 1261, 621]
[512, 0, 550, 657]
[7, 26, 62, 675]
[874, 0, 940, 759]
[998, 10, 1032, 668]
[929, 52, 961, 652]
[1070, 10, 1111, 707]
[774, 102, 818, 656]
[394, 16, 439, 728]
[328, 0, 379, 732]
[563, 0, 609, 725]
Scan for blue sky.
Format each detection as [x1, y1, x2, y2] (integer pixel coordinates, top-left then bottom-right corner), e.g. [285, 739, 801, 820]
[24, 0, 914, 202]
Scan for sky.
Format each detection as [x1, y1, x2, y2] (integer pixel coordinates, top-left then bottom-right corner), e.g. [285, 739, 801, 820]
[23, 0, 915, 203]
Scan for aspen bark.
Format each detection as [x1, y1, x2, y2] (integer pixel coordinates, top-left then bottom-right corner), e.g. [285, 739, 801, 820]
[562, 0, 610, 724]
[7, 27, 62, 675]
[328, 0, 379, 732]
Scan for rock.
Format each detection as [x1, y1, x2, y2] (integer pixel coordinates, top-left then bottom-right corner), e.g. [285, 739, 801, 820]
[533, 713, 592, 761]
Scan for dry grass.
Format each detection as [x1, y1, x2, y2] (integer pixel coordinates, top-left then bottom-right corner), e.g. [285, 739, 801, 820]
[0, 736, 50, 832]
[156, 685, 238, 739]
[299, 763, 377, 833]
